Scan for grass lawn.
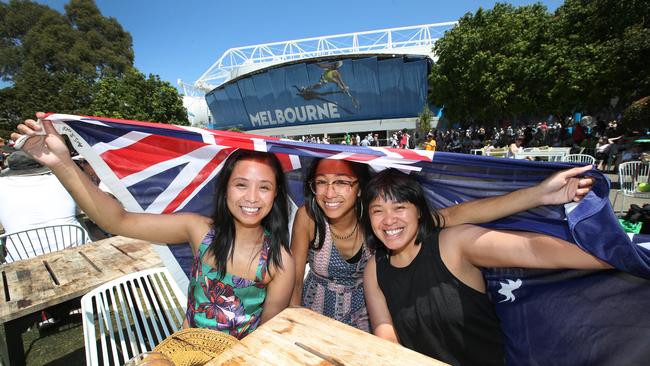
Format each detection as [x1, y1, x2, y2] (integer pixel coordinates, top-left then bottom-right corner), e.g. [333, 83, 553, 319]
[1, 314, 86, 365]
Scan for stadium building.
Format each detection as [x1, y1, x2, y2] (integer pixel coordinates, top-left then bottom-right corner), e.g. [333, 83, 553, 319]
[179, 22, 455, 141]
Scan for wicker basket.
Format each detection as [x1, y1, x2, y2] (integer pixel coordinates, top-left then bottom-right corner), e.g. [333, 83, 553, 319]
[153, 328, 239, 366]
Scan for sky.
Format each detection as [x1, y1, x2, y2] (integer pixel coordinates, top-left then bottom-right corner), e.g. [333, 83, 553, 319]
[34, 0, 565, 93]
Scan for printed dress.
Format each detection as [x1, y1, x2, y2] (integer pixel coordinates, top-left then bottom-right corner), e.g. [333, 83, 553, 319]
[301, 222, 372, 331]
[186, 229, 269, 339]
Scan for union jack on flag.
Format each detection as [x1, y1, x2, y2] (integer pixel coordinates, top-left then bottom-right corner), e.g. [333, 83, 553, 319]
[47, 113, 650, 365]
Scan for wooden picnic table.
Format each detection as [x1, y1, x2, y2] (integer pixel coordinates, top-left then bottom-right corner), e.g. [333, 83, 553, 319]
[207, 307, 449, 366]
[0, 236, 163, 366]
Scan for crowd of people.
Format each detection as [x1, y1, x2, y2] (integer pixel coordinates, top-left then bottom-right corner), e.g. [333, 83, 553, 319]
[281, 117, 649, 173]
[3, 113, 607, 366]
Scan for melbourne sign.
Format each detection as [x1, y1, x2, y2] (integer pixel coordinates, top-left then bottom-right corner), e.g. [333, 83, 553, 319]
[205, 55, 430, 130]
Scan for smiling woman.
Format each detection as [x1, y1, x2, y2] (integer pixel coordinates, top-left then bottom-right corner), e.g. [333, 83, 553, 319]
[9, 114, 295, 339]
[290, 158, 373, 331]
[361, 169, 610, 366]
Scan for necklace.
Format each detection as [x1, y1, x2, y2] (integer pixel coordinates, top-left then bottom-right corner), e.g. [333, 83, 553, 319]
[331, 221, 359, 240]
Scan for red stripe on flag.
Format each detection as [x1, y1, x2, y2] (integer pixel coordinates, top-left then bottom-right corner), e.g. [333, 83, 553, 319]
[162, 147, 236, 214]
[392, 148, 433, 161]
[275, 153, 297, 172]
[101, 135, 205, 179]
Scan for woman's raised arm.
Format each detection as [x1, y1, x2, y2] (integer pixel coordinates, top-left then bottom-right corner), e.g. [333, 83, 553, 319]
[12, 114, 210, 246]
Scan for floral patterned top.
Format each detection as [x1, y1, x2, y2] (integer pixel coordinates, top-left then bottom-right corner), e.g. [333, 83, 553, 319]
[185, 228, 270, 339]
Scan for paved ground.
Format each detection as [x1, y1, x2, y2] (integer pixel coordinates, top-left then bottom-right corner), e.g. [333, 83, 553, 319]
[603, 172, 649, 214]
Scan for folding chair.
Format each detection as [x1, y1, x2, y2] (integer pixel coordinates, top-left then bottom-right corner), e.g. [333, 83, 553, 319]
[612, 161, 650, 213]
[562, 154, 596, 165]
[81, 267, 187, 366]
[0, 224, 90, 263]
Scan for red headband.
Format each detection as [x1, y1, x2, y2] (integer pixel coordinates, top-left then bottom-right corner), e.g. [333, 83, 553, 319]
[315, 159, 356, 177]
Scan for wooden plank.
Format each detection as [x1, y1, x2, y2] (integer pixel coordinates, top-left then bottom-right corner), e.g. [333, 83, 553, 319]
[0, 236, 163, 323]
[208, 308, 448, 366]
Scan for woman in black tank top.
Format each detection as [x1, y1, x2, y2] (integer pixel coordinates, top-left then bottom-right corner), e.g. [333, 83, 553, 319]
[361, 168, 610, 366]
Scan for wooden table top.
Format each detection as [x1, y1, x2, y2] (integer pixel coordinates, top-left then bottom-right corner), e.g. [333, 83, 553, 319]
[0, 236, 163, 323]
[207, 307, 448, 366]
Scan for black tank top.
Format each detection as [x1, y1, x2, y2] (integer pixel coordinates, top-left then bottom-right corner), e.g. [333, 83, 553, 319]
[376, 230, 505, 366]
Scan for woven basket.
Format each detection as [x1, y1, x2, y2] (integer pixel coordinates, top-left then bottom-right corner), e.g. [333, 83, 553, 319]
[153, 328, 239, 366]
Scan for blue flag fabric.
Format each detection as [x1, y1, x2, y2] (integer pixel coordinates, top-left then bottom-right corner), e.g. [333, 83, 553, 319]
[48, 114, 650, 365]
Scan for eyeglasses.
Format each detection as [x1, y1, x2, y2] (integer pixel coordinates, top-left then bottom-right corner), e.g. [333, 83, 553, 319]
[310, 179, 358, 195]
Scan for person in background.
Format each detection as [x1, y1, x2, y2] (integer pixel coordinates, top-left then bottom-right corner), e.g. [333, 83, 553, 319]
[390, 133, 398, 148]
[0, 151, 84, 261]
[372, 133, 380, 147]
[425, 134, 437, 151]
[506, 135, 525, 158]
[400, 129, 410, 149]
[594, 137, 612, 171]
[360, 135, 370, 147]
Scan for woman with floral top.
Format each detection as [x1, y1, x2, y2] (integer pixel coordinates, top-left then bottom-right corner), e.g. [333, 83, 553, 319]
[11, 113, 295, 338]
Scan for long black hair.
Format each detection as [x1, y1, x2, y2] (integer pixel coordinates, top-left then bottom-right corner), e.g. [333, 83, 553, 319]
[210, 149, 290, 278]
[304, 158, 372, 249]
[361, 169, 443, 253]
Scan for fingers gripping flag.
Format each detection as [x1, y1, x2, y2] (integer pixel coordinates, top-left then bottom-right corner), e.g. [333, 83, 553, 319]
[48, 113, 650, 365]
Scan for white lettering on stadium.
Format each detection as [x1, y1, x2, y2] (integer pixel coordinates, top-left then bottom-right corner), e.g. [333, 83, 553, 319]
[249, 103, 340, 127]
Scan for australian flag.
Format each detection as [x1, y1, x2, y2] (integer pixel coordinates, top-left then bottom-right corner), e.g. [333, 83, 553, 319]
[48, 113, 650, 365]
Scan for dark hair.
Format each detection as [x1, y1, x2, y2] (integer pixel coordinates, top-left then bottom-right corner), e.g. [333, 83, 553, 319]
[361, 169, 442, 252]
[210, 149, 290, 278]
[304, 158, 371, 249]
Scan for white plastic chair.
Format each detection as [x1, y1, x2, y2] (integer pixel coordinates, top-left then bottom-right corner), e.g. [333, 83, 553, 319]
[0, 224, 91, 263]
[562, 154, 596, 165]
[612, 161, 650, 213]
[81, 267, 187, 366]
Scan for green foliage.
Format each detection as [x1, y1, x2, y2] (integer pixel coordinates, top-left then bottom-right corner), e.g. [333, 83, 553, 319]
[0, 0, 134, 129]
[429, 3, 553, 124]
[0, 0, 185, 132]
[621, 96, 650, 132]
[429, 0, 650, 125]
[88, 69, 189, 125]
[548, 0, 650, 112]
[417, 104, 433, 138]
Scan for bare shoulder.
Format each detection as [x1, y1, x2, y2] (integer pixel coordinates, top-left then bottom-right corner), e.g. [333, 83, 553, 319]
[439, 224, 483, 256]
[364, 253, 377, 276]
[292, 205, 315, 241]
[180, 213, 213, 248]
[269, 246, 295, 278]
[440, 224, 484, 241]
[294, 205, 315, 228]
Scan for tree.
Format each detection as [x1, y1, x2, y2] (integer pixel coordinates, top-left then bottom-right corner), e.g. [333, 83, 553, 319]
[621, 96, 650, 132]
[0, 0, 188, 138]
[549, 0, 650, 113]
[417, 104, 433, 145]
[428, 1, 650, 125]
[428, 3, 553, 125]
[0, 0, 134, 133]
[88, 69, 189, 125]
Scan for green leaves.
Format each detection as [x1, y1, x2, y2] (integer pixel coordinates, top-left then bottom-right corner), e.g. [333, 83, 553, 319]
[88, 69, 189, 125]
[429, 0, 650, 126]
[0, 0, 186, 138]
